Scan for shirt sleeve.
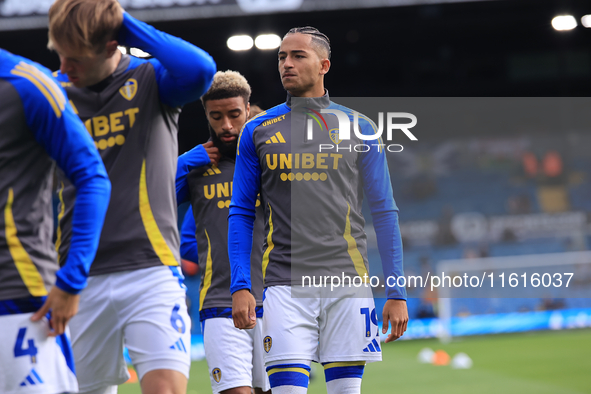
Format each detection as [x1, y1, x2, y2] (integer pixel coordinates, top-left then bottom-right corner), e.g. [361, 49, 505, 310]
[118, 12, 216, 108]
[16, 62, 111, 294]
[176, 144, 211, 205]
[228, 124, 262, 294]
[180, 207, 199, 264]
[357, 118, 407, 300]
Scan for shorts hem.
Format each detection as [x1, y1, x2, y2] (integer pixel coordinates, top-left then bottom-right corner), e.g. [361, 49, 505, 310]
[2, 385, 77, 394]
[320, 355, 383, 364]
[78, 378, 127, 393]
[264, 353, 319, 365]
[135, 358, 191, 381]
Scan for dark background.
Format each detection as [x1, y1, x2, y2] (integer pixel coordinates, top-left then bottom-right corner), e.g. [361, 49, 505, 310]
[1, 0, 589, 152]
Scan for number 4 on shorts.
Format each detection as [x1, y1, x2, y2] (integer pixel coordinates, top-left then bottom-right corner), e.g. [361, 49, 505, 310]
[14, 327, 38, 363]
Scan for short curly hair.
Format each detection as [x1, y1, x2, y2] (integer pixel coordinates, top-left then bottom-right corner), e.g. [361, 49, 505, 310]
[201, 70, 251, 107]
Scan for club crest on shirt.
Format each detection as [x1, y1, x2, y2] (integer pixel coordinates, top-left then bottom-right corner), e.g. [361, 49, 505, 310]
[119, 78, 138, 101]
[329, 128, 342, 144]
[263, 336, 272, 353]
[212, 367, 222, 383]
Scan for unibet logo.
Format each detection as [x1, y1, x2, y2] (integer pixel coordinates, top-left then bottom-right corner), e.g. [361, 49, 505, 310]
[203, 181, 261, 209]
[83, 107, 140, 150]
[262, 114, 286, 127]
[265, 132, 286, 144]
[204, 182, 232, 200]
[265, 153, 342, 170]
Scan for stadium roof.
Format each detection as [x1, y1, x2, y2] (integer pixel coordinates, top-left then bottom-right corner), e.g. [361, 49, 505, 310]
[0, 0, 495, 31]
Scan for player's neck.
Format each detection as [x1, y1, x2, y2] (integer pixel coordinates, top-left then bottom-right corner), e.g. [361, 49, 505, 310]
[103, 49, 122, 80]
[91, 50, 122, 87]
[290, 84, 326, 98]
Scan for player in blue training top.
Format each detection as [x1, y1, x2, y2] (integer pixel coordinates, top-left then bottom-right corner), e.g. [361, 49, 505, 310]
[229, 27, 408, 393]
[177, 71, 269, 394]
[177, 103, 264, 269]
[47, 0, 216, 393]
[0, 48, 111, 394]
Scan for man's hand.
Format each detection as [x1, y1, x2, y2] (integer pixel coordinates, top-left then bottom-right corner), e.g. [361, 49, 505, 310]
[382, 299, 408, 343]
[31, 286, 80, 337]
[232, 289, 257, 329]
[202, 141, 220, 166]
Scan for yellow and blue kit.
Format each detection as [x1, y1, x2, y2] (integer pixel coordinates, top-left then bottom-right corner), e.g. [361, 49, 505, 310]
[55, 13, 216, 276]
[177, 150, 265, 321]
[0, 49, 110, 308]
[229, 92, 406, 300]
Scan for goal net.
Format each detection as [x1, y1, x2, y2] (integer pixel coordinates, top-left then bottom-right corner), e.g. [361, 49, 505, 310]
[436, 250, 591, 342]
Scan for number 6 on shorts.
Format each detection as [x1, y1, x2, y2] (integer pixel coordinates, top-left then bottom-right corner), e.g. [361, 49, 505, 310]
[170, 304, 186, 334]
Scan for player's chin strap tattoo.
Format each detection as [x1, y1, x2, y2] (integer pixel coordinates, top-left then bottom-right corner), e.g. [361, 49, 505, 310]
[209, 125, 237, 160]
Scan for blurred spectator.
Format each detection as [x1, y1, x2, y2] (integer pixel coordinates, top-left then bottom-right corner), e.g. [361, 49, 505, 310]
[436, 205, 458, 246]
[409, 176, 438, 200]
[538, 298, 565, 311]
[543, 151, 563, 178]
[463, 243, 490, 259]
[507, 194, 532, 214]
[463, 248, 480, 259]
[417, 256, 437, 318]
[522, 151, 538, 178]
[522, 150, 566, 185]
[501, 228, 518, 242]
[479, 243, 489, 257]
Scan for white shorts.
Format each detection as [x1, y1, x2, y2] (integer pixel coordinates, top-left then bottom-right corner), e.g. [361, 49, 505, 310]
[262, 286, 382, 364]
[69, 266, 191, 392]
[203, 317, 270, 393]
[0, 312, 78, 394]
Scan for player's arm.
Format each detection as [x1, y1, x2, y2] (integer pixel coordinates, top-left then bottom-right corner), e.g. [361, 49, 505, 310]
[228, 124, 261, 329]
[13, 64, 111, 335]
[358, 118, 408, 343]
[117, 12, 216, 107]
[180, 207, 199, 264]
[176, 141, 220, 205]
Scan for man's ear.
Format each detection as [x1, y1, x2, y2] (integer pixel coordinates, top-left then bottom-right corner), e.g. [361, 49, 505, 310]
[246, 102, 251, 119]
[319, 59, 331, 75]
[105, 40, 120, 58]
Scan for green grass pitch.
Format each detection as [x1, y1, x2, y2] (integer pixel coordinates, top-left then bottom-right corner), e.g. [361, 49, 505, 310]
[118, 328, 591, 394]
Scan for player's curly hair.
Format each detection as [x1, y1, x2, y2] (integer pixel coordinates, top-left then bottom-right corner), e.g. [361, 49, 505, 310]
[201, 70, 251, 107]
[284, 26, 331, 60]
[48, 0, 123, 54]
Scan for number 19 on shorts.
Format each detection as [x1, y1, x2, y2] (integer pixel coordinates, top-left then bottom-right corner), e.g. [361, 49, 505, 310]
[360, 308, 378, 338]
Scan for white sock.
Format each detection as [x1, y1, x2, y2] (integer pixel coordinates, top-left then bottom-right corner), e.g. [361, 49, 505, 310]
[271, 385, 308, 394]
[326, 377, 362, 394]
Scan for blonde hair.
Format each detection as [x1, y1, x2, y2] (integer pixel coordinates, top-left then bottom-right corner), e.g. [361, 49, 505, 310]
[201, 70, 251, 107]
[48, 0, 123, 54]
